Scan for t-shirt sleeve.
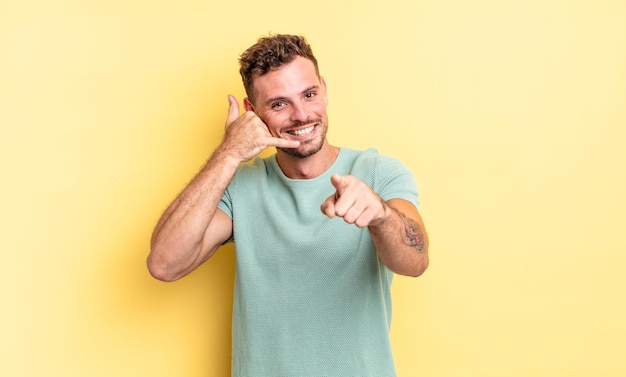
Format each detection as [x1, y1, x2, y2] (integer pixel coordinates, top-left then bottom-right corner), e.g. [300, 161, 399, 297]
[350, 148, 420, 207]
[374, 154, 420, 207]
[218, 188, 234, 219]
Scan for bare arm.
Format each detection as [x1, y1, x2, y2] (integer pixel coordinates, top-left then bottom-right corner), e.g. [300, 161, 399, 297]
[147, 96, 300, 281]
[147, 150, 239, 282]
[368, 198, 429, 277]
[320, 174, 429, 277]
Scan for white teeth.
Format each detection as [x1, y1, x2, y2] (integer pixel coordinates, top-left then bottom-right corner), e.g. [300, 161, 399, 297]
[291, 125, 315, 136]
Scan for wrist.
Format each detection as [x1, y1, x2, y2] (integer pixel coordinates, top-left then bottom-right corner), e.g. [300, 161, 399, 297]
[369, 198, 392, 228]
[212, 144, 245, 167]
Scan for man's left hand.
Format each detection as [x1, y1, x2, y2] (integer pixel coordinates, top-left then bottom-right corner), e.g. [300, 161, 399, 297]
[320, 174, 390, 228]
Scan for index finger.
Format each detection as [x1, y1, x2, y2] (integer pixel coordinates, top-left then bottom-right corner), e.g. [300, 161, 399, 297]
[330, 174, 350, 196]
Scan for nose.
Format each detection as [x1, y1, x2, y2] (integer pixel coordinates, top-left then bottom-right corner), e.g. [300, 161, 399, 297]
[289, 100, 308, 123]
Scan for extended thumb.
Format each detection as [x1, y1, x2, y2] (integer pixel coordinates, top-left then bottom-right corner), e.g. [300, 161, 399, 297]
[226, 95, 240, 125]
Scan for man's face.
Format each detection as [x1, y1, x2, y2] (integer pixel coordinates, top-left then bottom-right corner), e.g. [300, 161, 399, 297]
[246, 56, 329, 158]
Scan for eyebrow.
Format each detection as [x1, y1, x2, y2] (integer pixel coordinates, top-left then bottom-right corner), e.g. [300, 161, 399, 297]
[264, 85, 320, 107]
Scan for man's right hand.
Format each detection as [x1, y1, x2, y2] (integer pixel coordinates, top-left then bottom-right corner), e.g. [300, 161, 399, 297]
[220, 95, 300, 162]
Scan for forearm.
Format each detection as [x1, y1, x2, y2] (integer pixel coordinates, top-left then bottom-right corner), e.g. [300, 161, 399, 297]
[368, 199, 429, 277]
[148, 148, 239, 280]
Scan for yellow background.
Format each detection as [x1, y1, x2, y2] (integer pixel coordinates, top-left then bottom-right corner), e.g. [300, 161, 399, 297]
[2, 0, 625, 376]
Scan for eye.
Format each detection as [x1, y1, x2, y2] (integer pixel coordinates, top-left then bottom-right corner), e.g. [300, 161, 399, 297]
[271, 101, 287, 109]
[304, 91, 317, 99]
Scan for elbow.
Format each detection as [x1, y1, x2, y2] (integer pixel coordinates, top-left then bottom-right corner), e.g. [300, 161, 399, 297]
[147, 250, 182, 282]
[147, 261, 177, 282]
[406, 253, 429, 278]
[387, 255, 429, 277]
[409, 258, 429, 278]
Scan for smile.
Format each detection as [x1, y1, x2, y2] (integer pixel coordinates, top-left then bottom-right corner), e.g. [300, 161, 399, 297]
[287, 125, 315, 136]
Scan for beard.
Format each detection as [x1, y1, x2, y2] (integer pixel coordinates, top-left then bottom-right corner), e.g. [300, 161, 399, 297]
[277, 118, 328, 158]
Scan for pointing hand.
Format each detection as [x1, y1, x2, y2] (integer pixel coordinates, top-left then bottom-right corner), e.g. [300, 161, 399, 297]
[320, 174, 389, 228]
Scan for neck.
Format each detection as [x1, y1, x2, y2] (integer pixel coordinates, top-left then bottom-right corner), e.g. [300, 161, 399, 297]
[276, 140, 339, 179]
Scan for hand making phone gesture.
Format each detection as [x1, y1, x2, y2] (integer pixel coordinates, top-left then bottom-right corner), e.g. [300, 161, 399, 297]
[220, 95, 299, 162]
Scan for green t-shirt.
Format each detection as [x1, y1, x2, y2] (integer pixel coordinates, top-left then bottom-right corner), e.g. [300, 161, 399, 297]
[218, 147, 419, 377]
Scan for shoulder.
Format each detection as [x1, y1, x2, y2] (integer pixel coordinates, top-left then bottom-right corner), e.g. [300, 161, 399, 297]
[223, 155, 278, 199]
[347, 148, 410, 176]
[232, 155, 276, 180]
[345, 147, 419, 205]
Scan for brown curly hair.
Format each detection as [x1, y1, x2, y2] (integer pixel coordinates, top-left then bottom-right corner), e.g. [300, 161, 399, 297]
[239, 34, 319, 104]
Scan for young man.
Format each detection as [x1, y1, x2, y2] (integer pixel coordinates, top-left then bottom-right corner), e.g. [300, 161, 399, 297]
[148, 34, 429, 376]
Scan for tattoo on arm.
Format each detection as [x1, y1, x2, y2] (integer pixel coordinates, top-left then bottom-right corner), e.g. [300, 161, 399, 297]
[392, 207, 426, 253]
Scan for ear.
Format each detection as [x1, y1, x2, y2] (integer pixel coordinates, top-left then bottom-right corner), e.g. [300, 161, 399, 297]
[243, 98, 255, 112]
[320, 76, 329, 105]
